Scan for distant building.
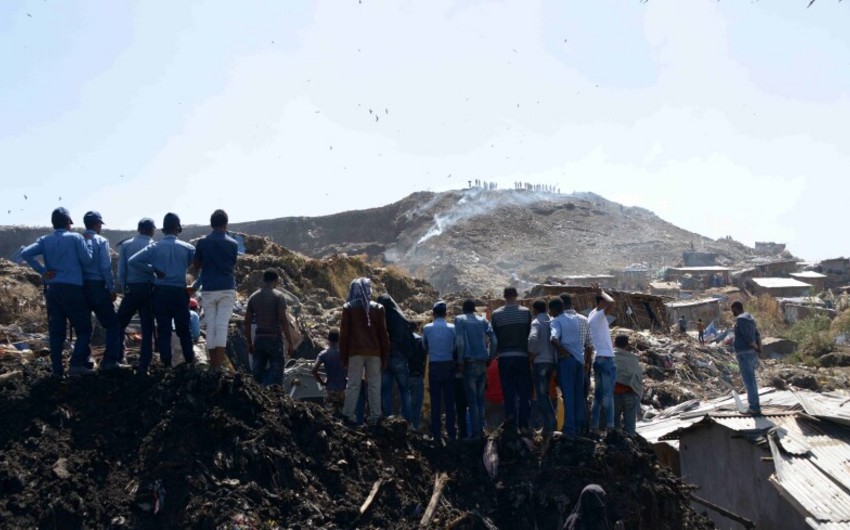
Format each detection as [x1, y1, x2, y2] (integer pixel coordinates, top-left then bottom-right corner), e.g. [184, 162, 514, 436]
[817, 258, 850, 289]
[664, 298, 721, 327]
[620, 263, 651, 291]
[665, 267, 734, 289]
[776, 297, 835, 324]
[749, 277, 812, 298]
[754, 241, 786, 255]
[789, 271, 827, 293]
[682, 251, 718, 267]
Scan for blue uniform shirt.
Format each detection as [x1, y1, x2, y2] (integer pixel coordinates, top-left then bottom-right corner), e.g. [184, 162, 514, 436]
[195, 231, 238, 291]
[423, 318, 456, 363]
[21, 229, 94, 286]
[81, 230, 115, 292]
[128, 235, 195, 288]
[454, 313, 497, 361]
[117, 234, 155, 290]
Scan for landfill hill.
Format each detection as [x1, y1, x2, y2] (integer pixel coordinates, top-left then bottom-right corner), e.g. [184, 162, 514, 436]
[0, 188, 764, 295]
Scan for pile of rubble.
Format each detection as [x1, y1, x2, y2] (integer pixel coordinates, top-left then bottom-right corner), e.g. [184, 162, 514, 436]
[0, 358, 713, 529]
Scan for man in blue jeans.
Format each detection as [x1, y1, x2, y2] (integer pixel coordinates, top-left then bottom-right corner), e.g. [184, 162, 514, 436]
[455, 299, 497, 440]
[732, 301, 762, 414]
[377, 294, 415, 421]
[21, 207, 95, 377]
[588, 283, 616, 434]
[423, 301, 456, 442]
[129, 212, 196, 371]
[491, 287, 533, 431]
[550, 296, 594, 438]
[528, 298, 557, 436]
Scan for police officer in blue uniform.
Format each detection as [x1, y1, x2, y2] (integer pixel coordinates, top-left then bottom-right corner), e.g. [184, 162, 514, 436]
[116, 217, 157, 371]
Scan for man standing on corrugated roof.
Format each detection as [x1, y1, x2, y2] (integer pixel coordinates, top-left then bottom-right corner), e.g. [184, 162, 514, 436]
[732, 301, 762, 415]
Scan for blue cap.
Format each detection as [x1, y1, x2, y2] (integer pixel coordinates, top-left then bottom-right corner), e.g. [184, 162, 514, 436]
[83, 211, 105, 225]
[433, 300, 447, 311]
[51, 207, 72, 226]
[137, 217, 156, 231]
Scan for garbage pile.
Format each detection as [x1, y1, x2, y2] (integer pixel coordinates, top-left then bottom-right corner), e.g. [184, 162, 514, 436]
[0, 359, 713, 529]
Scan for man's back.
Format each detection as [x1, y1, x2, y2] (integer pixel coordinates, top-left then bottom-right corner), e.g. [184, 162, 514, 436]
[551, 311, 590, 363]
[454, 313, 494, 360]
[247, 287, 288, 336]
[130, 235, 194, 287]
[491, 304, 531, 357]
[22, 230, 92, 285]
[195, 232, 238, 291]
[423, 318, 455, 362]
[587, 308, 614, 357]
[118, 235, 154, 288]
[317, 347, 346, 391]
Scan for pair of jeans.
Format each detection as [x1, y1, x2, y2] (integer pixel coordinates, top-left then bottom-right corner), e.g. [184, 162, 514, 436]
[463, 360, 487, 439]
[498, 356, 532, 429]
[343, 355, 382, 423]
[381, 355, 411, 420]
[591, 357, 617, 430]
[614, 392, 639, 435]
[409, 374, 425, 430]
[117, 283, 154, 365]
[152, 286, 194, 368]
[83, 280, 121, 365]
[252, 336, 284, 385]
[558, 356, 586, 436]
[203, 289, 236, 349]
[46, 283, 92, 375]
[736, 351, 761, 412]
[429, 361, 456, 441]
[533, 363, 557, 434]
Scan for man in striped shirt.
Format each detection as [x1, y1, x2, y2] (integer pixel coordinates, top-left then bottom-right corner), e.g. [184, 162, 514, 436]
[491, 287, 532, 431]
[549, 296, 594, 438]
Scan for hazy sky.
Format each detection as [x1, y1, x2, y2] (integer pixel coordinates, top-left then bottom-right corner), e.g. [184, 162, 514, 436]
[2, 1, 848, 261]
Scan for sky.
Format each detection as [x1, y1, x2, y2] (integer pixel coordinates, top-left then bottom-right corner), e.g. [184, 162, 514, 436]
[1, 1, 849, 261]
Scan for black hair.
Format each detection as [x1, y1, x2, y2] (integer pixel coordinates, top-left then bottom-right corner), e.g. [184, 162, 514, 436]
[548, 297, 564, 313]
[462, 299, 476, 313]
[595, 296, 604, 305]
[262, 269, 279, 283]
[614, 335, 629, 348]
[210, 209, 228, 229]
[504, 286, 518, 298]
[327, 328, 340, 343]
[731, 301, 744, 311]
[433, 305, 447, 318]
[532, 298, 547, 314]
[559, 293, 573, 309]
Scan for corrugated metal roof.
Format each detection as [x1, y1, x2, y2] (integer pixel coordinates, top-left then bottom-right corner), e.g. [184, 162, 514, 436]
[791, 271, 828, 279]
[752, 277, 814, 289]
[665, 298, 721, 309]
[669, 266, 736, 272]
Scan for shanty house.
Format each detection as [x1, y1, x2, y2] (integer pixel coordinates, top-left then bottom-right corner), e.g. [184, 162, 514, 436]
[790, 271, 828, 294]
[664, 298, 721, 328]
[665, 267, 734, 289]
[750, 278, 813, 298]
[638, 389, 850, 529]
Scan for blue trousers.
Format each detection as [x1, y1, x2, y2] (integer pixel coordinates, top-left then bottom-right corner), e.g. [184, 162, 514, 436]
[590, 357, 617, 430]
[737, 351, 761, 412]
[152, 286, 194, 367]
[498, 356, 532, 429]
[429, 361, 456, 440]
[381, 355, 412, 420]
[463, 360, 487, 439]
[83, 280, 121, 364]
[46, 283, 92, 375]
[533, 363, 557, 434]
[409, 374, 425, 430]
[558, 356, 586, 436]
[117, 283, 154, 364]
[252, 336, 284, 385]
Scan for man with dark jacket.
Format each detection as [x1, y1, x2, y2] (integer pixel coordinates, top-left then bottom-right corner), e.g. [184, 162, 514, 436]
[491, 287, 533, 431]
[340, 278, 390, 426]
[732, 301, 762, 415]
[21, 207, 94, 377]
[377, 293, 416, 421]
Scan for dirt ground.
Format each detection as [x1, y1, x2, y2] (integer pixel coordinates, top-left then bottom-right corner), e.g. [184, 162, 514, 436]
[0, 355, 713, 530]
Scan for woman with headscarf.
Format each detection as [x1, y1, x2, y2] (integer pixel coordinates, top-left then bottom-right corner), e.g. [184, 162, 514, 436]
[377, 293, 416, 421]
[340, 278, 390, 426]
[563, 484, 623, 530]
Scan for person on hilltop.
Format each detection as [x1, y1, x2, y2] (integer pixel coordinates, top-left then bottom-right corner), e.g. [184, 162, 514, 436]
[454, 298, 497, 440]
[81, 211, 125, 370]
[128, 212, 196, 372]
[244, 268, 294, 385]
[21, 207, 95, 377]
[117, 218, 157, 370]
[340, 278, 389, 426]
[491, 286, 533, 432]
[193, 209, 239, 370]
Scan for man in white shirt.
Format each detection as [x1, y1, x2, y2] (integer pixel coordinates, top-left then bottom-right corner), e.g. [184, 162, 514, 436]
[587, 283, 616, 434]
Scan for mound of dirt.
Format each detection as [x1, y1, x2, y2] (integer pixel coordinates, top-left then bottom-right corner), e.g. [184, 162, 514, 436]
[0, 359, 713, 529]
